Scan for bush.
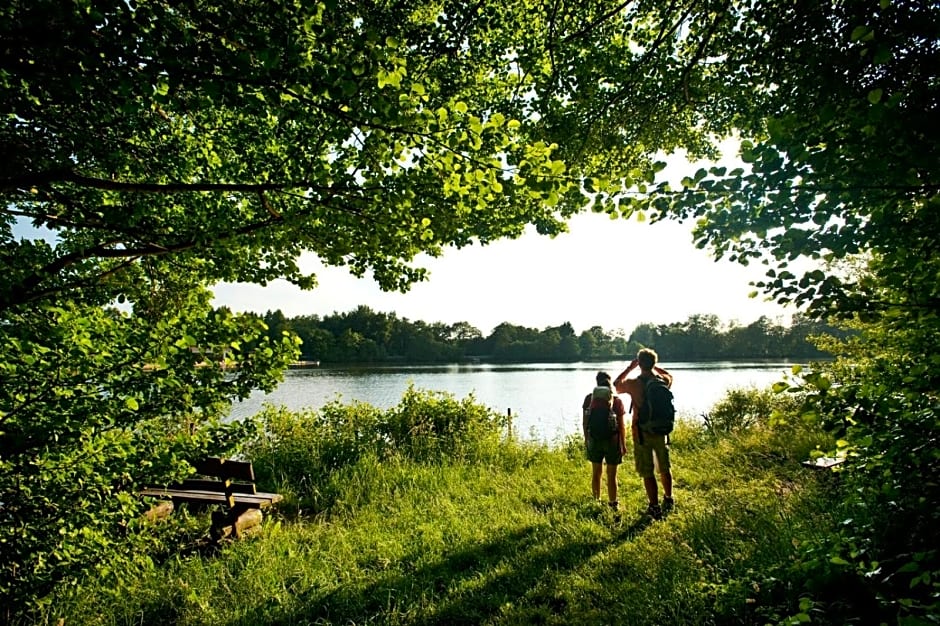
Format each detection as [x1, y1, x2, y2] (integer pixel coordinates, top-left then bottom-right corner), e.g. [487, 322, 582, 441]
[701, 386, 801, 435]
[244, 385, 512, 514]
[0, 302, 293, 622]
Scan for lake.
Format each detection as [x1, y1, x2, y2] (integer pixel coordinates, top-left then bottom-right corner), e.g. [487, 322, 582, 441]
[229, 360, 797, 442]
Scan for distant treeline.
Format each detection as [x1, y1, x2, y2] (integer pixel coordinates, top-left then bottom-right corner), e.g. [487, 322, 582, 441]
[257, 306, 843, 364]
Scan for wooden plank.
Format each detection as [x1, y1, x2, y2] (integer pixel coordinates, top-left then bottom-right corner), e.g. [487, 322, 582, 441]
[191, 457, 255, 482]
[139, 488, 282, 508]
[172, 479, 258, 494]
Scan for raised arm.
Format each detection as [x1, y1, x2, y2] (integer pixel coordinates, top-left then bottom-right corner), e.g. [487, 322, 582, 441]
[614, 358, 639, 385]
[653, 365, 673, 387]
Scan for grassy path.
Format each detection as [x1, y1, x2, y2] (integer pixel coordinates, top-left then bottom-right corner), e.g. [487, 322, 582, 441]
[51, 420, 833, 625]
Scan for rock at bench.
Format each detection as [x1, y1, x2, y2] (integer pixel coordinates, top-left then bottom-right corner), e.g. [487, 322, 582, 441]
[142, 500, 175, 523]
[211, 508, 264, 541]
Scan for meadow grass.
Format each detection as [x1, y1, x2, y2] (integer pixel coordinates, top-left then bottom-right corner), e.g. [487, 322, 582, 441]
[42, 389, 837, 626]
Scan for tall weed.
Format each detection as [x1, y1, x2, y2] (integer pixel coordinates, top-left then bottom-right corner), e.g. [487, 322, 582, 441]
[244, 385, 513, 514]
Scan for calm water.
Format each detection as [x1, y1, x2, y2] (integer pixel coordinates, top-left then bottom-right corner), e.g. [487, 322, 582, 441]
[230, 360, 797, 442]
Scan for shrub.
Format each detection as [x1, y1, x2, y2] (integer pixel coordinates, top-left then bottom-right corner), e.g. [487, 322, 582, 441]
[701, 386, 801, 435]
[0, 302, 292, 622]
[245, 385, 511, 514]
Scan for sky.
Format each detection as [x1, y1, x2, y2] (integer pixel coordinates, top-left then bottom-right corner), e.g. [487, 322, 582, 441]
[211, 209, 796, 337]
[212, 147, 800, 337]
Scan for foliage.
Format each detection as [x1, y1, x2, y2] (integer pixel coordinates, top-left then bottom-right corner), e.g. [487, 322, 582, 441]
[629, 0, 939, 320]
[771, 325, 940, 623]
[701, 385, 804, 436]
[1, 0, 734, 310]
[0, 293, 297, 619]
[275, 306, 837, 363]
[244, 386, 511, 514]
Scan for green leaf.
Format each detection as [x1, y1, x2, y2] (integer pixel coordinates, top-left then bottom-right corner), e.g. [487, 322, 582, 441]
[850, 25, 870, 42]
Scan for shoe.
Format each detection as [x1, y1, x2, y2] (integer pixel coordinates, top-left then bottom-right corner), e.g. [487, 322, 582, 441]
[662, 496, 675, 513]
[646, 503, 662, 520]
[608, 500, 619, 511]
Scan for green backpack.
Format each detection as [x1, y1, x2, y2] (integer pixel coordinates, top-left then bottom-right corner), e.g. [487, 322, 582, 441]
[638, 375, 675, 435]
[586, 386, 618, 439]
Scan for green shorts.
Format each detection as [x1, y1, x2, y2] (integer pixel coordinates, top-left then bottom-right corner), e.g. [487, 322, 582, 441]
[634, 432, 670, 478]
[586, 435, 623, 465]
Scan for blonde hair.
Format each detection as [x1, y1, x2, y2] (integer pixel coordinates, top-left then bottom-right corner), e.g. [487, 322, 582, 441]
[637, 348, 658, 371]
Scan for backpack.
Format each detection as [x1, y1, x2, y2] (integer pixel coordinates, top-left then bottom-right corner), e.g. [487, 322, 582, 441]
[586, 386, 618, 439]
[638, 375, 675, 435]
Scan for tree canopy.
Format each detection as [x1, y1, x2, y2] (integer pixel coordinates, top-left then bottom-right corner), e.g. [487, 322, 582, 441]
[268, 306, 835, 363]
[1, 0, 733, 311]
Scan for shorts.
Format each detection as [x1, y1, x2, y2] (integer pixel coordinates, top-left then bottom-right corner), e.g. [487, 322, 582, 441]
[634, 432, 670, 478]
[586, 435, 623, 465]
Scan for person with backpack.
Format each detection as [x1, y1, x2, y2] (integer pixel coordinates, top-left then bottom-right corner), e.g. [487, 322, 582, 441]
[582, 371, 627, 510]
[614, 349, 675, 519]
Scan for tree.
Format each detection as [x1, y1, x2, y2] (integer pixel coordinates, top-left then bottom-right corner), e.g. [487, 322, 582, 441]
[445, 321, 483, 343]
[631, 1, 939, 320]
[1, 0, 737, 312]
[263, 309, 289, 342]
[578, 330, 598, 359]
[558, 334, 582, 360]
[626, 2, 940, 621]
[2, 0, 732, 614]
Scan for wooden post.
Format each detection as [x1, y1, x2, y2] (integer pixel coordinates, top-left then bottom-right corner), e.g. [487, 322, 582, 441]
[507, 408, 512, 439]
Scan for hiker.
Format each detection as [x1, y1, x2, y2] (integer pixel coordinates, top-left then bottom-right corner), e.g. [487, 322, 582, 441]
[582, 371, 628, 510]
[614, 349, 675, 519]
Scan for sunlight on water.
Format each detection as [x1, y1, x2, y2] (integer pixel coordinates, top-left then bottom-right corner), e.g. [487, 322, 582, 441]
[229, 360, 798, 443]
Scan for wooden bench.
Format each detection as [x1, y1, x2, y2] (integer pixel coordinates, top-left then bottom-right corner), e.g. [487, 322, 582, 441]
[140, 457, 282, 540]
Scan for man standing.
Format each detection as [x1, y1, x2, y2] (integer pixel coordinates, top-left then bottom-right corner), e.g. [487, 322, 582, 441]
[614, 349, 675, 519]
[583, 371, 627, 511]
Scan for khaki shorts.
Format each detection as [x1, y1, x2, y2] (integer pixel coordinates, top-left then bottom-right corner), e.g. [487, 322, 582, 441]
[634, 432, 670, 478]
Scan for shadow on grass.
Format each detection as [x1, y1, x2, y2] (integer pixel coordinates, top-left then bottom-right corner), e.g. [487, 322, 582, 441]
[237, 514, 652, 626]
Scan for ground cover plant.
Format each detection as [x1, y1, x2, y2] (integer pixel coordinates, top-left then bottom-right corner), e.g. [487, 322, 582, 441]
[30, 387, 847, 626]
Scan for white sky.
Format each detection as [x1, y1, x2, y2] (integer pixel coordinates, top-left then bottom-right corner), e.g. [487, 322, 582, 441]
[211, 211, 795, 336]
[213, 146, 800, 336]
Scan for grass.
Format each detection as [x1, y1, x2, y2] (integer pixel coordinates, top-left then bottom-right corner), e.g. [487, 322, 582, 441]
[40, 390, 838, 626]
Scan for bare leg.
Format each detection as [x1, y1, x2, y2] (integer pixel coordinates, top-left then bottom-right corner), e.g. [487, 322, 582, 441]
[591, 462, 603, 499]
[661, 470, 673, 500]
[606, 463, 619, 506]
[643, 476, 658, 505]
